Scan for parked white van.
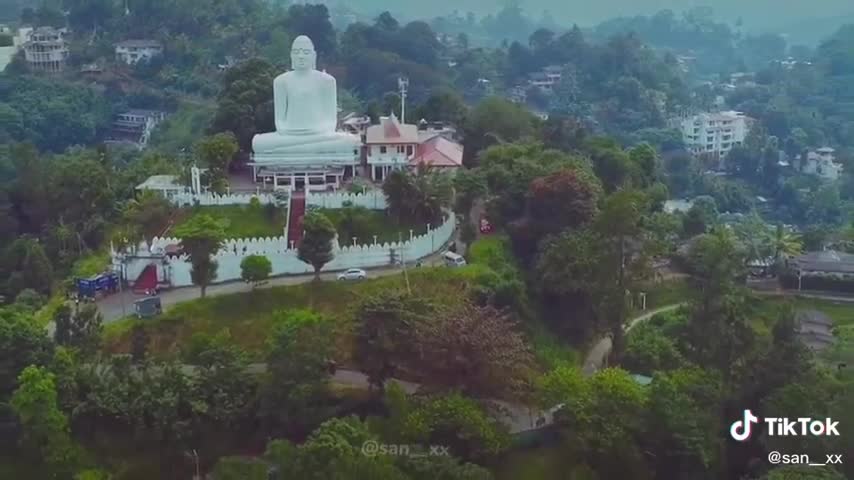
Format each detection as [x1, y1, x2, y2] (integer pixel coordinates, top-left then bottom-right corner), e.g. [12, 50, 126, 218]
[443, 251, 467, 267]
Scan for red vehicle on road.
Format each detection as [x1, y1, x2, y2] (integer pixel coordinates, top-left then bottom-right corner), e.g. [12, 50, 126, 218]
[479, 217, 494, 234]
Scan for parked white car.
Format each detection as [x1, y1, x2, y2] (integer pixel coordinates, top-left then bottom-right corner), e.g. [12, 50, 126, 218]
[337, 268, 367, 281]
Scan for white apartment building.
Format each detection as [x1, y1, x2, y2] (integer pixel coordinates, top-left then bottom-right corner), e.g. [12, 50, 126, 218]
[115, 40, 163, 65]
[673, 111, 750, 158]
[22, 26, 69, 73]
[801, 147, 843, 181]
[106, 110, 166, 149]
[364, 114, 419, 181]
[527, 65, 563, 93]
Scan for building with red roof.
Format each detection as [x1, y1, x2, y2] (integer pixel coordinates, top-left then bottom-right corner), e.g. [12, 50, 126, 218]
[410, 134, 463, 172]
[364, 113, 420, 181]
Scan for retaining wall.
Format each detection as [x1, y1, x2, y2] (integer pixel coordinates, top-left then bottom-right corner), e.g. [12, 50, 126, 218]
[119, 213, 455, 287]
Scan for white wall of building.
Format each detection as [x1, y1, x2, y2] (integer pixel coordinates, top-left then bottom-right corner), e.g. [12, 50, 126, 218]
[674, 111, 749, 158]
[118, 213, 455, 287]
[115, 45, 163, 65]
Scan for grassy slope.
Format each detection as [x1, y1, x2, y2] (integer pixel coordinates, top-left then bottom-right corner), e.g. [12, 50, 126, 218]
[174, 205, 286, 239]
[103, 268, 480, 361]
[468, 235, 581, 368]
[318, 208, 429, 245]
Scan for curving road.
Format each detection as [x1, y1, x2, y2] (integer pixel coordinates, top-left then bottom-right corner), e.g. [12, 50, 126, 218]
[582, 304, 687, 376]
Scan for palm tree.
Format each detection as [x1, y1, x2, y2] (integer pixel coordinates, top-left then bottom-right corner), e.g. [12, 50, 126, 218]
[772, 224, 802, 261]
[734, 213, 773, 265]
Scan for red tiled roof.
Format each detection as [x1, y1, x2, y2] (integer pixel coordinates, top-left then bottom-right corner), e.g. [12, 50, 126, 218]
[365, 113, 419, 144]
[410, 135, 463, 168]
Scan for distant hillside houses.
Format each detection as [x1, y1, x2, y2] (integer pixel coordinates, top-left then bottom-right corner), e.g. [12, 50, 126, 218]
[106, 110, 166, 149]
[115, 39, 163, 65]
[797, 147, 843, 181]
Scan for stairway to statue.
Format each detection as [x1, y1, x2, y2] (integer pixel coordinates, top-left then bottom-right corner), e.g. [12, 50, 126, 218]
[287, 192, 306, 247]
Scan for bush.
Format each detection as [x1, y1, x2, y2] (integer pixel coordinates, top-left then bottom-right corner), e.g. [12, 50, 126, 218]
[240, 255, 272, 287]
[249, 196, 261, 209]
[623, 323, 687, 376]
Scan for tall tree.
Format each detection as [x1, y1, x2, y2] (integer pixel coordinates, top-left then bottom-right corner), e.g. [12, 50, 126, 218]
[462, 98, 538, 167]
[124, 189, 175, 246]
[594, 189, 652, 361]
[285, 4, 337, 59]
[413, 303, 535, 397]
[0, 308, 53, 397]
[545, 367, 650, 479]
[11, 366, 79, 477]
[174, 214, 226, 297]
[195, 133, 238, 193]
[297, 212, 336, 280]
[261, 310, 334, 433]
[353, 291, 435, 391]
[52, 304, 103, 352]
[210, 59, 276, 152]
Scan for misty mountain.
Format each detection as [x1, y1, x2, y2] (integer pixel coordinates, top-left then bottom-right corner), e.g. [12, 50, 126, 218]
[338, 0, 854, 34]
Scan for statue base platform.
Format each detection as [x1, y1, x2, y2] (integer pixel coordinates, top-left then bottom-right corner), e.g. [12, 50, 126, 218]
[251, 162, 355, 192]
[251, 148, 359, 167]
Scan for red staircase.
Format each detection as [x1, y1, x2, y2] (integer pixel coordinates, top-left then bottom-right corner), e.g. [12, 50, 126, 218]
[288, 193, 306, 247]
[132, 264, 158, 294]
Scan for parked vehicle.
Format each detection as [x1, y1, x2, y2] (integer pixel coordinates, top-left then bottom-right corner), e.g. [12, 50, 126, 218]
[337, 268, 367, 281]
[443, 251, 467, 267]
[134, 297, 162, 319]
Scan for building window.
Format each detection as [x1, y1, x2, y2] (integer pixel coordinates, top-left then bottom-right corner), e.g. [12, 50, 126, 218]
[397, 145, 405, 154]
[406, 145, 413, 156]
[380, 146, 387, 154]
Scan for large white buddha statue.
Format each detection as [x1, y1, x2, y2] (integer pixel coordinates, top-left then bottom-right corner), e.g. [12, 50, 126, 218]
[252, 35, 359, 156]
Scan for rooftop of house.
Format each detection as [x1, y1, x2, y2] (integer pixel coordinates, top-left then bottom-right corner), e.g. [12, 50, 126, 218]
[136, 175, 183, 191]
[118, 109, 164, 118]
[365, 113, 419, 145]
[410, 135, 463, 168]
[792, 250, 854, 274]
[116, 39, 163, 49]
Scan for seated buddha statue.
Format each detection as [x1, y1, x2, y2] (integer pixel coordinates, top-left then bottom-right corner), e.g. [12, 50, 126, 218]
[252, 35, 359, 155]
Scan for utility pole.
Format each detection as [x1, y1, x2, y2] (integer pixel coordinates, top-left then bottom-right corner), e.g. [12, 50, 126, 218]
[398, 231, 411, 295]
[398, 76, 409, 123]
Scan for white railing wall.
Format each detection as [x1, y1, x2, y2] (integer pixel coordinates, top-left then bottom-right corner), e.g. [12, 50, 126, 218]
[118, 213, 455, 287]
[171, 192, 279, 207]
[305, 190, 387, 210]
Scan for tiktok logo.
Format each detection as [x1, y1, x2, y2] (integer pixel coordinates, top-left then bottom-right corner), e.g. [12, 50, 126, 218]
[730, 409, 759, 441]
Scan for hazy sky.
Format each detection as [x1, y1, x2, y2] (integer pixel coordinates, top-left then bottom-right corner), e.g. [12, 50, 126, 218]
[349, 0, 854, 31]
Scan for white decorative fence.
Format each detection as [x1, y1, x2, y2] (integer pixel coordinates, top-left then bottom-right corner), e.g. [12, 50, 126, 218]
[306, 190, 387, 210]
[118, 212, 456, 288]
[171, 192, 279, 207]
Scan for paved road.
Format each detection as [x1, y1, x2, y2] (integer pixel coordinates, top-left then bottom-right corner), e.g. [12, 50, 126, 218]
[582, 304, 686, 376]
[578, 287, 854, 376]
[97, 255, 446, 322]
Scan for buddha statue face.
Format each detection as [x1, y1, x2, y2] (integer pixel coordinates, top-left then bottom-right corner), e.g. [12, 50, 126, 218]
[291, 36, 317, 72]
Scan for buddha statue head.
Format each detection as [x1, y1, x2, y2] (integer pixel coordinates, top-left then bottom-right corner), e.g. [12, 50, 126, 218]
[291, 35, 317, 72]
